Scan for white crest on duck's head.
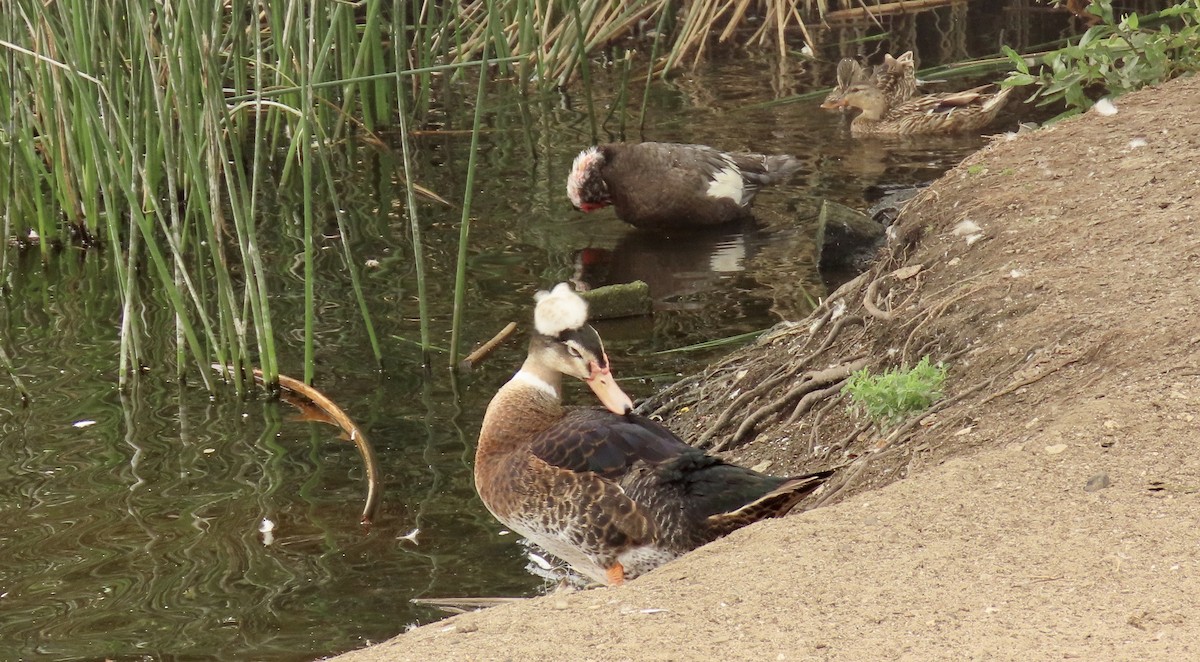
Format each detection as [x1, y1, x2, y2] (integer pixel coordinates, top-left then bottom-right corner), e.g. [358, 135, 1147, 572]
[534, 282, 588, 336]
[566, 146, 605, 208]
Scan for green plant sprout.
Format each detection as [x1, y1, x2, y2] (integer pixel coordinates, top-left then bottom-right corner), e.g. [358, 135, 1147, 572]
[843, 356, 948, 429]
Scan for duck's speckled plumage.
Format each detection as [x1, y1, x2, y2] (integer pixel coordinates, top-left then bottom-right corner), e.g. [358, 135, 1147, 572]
[838, 81, 1013, 136]
[474, 285, 832, 585]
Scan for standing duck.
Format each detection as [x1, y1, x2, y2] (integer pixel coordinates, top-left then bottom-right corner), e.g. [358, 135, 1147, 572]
[566, 142, 803, 231]
[474, 283, 831, 586]
[830, 79, 1013, 136]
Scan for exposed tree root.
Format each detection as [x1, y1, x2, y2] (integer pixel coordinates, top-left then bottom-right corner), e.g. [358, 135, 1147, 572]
[716, 357, 870, 453]
[636, 212, 1092, 510]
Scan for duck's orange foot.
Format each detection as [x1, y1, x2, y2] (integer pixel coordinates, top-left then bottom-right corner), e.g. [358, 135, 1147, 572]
[606, 563, 626, 586]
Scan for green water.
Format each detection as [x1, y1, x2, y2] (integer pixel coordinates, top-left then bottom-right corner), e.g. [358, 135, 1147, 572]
[0, 4, 1081, 657]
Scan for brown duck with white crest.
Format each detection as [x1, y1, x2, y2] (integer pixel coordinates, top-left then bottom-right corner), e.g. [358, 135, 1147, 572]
[566, 142, 803, 231]
[473, 282, 832, 586]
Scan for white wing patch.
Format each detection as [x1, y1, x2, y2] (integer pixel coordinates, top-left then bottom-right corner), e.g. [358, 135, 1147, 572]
[705, 159, 746, 205]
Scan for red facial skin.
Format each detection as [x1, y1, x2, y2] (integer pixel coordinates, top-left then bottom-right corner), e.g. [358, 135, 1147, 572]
[585, 360, 634, 415]
[578, 201, 609, 213]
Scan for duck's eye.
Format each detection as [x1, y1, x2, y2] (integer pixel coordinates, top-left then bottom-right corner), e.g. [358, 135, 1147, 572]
[566, 345, 583, 359]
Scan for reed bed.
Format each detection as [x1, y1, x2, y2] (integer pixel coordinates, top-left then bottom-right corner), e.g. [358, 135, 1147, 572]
[1, 0, 886, 392]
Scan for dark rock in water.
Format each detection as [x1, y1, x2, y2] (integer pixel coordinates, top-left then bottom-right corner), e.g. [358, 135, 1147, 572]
[815, 200, 885, 275]
[865, 183, 927, 227]
[1085, 472, 1112, 492]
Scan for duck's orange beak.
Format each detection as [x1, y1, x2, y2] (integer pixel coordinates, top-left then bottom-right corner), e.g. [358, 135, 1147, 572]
[586, 363, 634, 415]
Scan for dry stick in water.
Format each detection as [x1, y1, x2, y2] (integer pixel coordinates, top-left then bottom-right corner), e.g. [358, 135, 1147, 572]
[212, 365, 381, 525]
[459, 322, 518, 372]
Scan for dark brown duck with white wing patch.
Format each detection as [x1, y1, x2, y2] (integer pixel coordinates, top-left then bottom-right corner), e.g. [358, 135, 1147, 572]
[474, 283, 832, 586]
[566, 142, 803, 231]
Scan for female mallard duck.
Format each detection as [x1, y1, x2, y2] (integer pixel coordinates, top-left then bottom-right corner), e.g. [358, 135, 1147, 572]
[822, 51, 918, 111]
[474, 283, 831, 586]
[831, 79, 1013, 136]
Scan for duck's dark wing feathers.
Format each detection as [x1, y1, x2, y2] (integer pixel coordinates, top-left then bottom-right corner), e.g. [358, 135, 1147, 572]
[528, 410, 694, 480]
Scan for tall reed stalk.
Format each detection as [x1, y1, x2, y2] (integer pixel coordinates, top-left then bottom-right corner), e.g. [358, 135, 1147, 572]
[449, 29, 493, 369]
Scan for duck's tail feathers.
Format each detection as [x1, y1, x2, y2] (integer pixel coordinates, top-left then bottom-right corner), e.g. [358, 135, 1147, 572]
[734, 153, 805, 189]
[705, 469, 833, 538]
[982, 85, 1015, 115]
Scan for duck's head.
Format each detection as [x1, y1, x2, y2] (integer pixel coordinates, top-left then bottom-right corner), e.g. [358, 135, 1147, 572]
[820, 58, 866, 110]
[836, 82, 889, 120]
[530, 282, 633, 415]
[566, 147, 612, 213]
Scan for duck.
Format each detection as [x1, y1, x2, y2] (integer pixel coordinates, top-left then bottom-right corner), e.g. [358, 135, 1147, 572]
[822, 51, 918, 111]
[566, 142, 803, 231]
[474, 283, 832, 586]
[830, 78, 1013, 136]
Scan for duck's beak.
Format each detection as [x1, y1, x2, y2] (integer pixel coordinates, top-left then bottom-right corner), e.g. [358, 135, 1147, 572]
[586, 363, 634, 415]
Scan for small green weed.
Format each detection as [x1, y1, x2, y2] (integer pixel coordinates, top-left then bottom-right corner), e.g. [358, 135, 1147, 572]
[843, 356, 948, 429]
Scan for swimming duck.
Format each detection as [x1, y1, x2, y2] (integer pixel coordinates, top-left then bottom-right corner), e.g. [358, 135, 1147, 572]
[474, 283, 831, 586]
[831, 79, 1013, 136]
[822, 51, 918, 111]
[566, 142, 803, 231]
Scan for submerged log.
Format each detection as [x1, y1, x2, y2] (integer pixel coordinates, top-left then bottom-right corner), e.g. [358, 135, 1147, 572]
[577, 280, 654, 320]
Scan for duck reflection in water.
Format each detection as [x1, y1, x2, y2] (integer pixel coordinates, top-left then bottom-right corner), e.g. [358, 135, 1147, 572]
[570, 225, 761, 311]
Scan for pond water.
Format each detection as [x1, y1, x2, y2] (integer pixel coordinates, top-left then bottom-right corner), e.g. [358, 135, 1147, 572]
[0, 4, 1081, 659]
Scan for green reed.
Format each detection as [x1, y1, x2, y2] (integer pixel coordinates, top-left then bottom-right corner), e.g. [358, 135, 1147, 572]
[1, 0, 862, 394]
[449, 36, 493, 369]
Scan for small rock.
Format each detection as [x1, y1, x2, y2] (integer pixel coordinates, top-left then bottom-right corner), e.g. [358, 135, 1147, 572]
[1044, 444, 1068, 455]
[751, 460, 773, 473]
[554, 599, 569, 610]
[1085, 473, 1112, 492]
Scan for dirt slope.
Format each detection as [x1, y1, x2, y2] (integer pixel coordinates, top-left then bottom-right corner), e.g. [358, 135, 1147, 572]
[331, 74, 1200, 661]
